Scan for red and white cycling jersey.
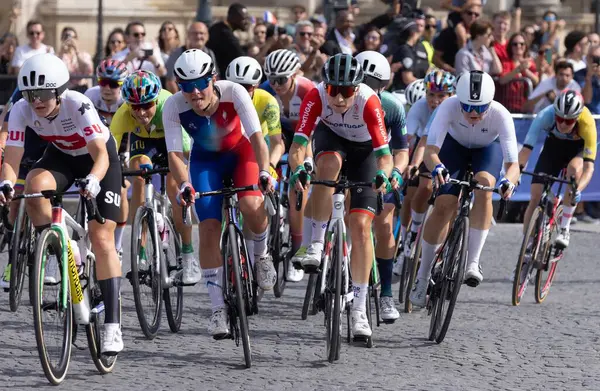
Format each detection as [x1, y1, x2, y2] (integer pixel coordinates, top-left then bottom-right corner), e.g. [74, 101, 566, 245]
[7, 90, 110, 156]
[293, 82, 390, 156]
[276, 76, 314, 124]
[84, 86, 124, 126]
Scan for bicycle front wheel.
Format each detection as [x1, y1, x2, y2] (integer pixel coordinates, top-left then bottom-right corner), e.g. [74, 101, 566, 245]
[32, 228, 72, 385]
[162, 218, 183, 332]
[512, 207, 542, 306]
[326, 222, 342, 363]
[301, 273, 317, 320]
[535, 205, 563, 304]
[130, 208, 162, 339]
[9, 208, 28, 312]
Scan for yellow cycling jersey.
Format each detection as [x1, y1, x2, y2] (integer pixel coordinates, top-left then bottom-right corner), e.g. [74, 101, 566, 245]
[252, 88, 281, 138]
[574, 107, 598, 161]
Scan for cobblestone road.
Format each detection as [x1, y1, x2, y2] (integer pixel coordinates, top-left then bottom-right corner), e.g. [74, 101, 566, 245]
[1, 225, 599, 390]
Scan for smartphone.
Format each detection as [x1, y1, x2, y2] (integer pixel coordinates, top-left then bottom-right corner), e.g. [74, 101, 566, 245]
[266, 23, 276, 39]
[277, 27, 287, 36]
[545, 48, 552, 64]
[593, 55, 600, 66]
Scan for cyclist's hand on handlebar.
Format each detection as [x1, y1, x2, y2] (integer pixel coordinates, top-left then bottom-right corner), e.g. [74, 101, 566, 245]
[303, 157, 314, 174]
[0, 180, 14, 205]
[176, 181, 195, 206]
[432, 163, 449, 187]
[572, 189, 582, 203]
[81, 174, 101, 200]
[119, 152, 130, 169]
[268, 164, 279, 182]
[373, 170, 392, 194]
[290, 165, 310, 192]
[497, 177, 515, 200]
[259, 170, 275, 193]
[390, 168, 403, 190]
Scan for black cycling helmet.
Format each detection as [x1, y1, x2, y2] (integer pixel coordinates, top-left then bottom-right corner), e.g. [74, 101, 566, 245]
[322, 54, 364, 87]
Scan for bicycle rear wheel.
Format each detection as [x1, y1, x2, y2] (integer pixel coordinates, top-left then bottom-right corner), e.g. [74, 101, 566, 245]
[512, 207, 542, 306]
[9, 208, 28, 312]
[435, 217, 468, 344]
[32, 229, 72, 385]
[163, 218, 183, 332]
[535, 206, 563, 304]
[130, 208, 162, 339]
[227, 224, 252, 368]
[302, 273, 317, 320]
[326, 222, 342, 363]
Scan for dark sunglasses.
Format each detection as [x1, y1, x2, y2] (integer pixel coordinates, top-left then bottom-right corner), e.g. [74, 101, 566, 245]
[23, 89, 55, 103]
[98, 79, 123, 89]
[555, 115, 577, 126]
[461, 102, 490, 114]
[110, 39, 123, 45]
[466, 11, 480, 17]
[425, 25, 437, 30]
[132, 32, 146, 38]
[177, 76, 212, 93]
[269, 75, 289, 86]
[325, 84, 357, 98]
[299, 31, 313, 37]
[28, 31, 42, 36]
[131, 101, 156, 111]
[512, 42, 526, 47]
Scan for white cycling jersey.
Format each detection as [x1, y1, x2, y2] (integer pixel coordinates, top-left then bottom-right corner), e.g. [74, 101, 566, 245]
[7, 90, 110, 156]
[84, 86, 124, 126]
[406, 98, 432, 138]
[426, 96, 518, 162]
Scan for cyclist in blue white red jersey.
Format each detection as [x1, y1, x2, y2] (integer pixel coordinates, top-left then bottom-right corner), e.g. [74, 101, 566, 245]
[410, 71, 520, 307]
[162, 49, 276, 338]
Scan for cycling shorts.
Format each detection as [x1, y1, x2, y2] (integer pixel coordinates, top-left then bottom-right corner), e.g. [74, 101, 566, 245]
[129, 133, 168, 161]
[16, 127, 49, 187]
[189, 139, 261, 222]
[437, 134, 503, 197]
[532, 134, 584, 185]
[312, 122, 378, 216]
[31, 137, 122, 223]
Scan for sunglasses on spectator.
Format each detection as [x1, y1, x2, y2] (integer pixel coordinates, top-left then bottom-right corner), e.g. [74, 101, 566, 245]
[555, 115, 577, 126]
[28, 31, 42, 36]
[178, 76, 212, 93]
[269, 75, 290, 86]
[461, 102, 490, 114]
[110, 40, 123, 45]
[98, 79, 123, 89]
[23, 89, 56, 103]
[512, 42, 525, 47]
[425, 25, 437, 30]
[131, 101, 156, 111]
[132, 32, 146, 38]
[465, 11, 480, 17]
[325, 84, 357, 98]
[299, 31, 313, 37]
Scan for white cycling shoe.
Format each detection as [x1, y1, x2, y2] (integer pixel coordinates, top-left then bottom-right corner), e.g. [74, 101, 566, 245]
[182, 258, 202, 285]
[465, 263, 483, 287]
[391, 254, 403, 284]
[380, 296, 400, 322]
[209, 309, 230, 340]
[409, 278, 428, 308]
[286, 261, 304, 282]
[101, 323, 123, 356]
[255, 254, 276, 291]
[301, 243, 322, 269]
[351, 310, 372, 338]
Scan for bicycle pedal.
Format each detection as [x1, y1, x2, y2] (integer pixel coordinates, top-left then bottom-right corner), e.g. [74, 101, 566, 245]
[381, 319, 396, 325]
[212, 332, 232, 341]
[2, 288, 8, 293]
[302, 264, 320, 274]
[292, 261, 303, 270]
[353, 335, 369, 343]
[464, 277, 480, 288]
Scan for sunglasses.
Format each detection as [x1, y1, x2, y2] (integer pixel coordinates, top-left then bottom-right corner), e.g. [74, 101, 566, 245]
[299, 31, 313, 37]
[23, 89, 55, 103]
[425, 25, 437, 30]
[98, 79, 123, 89]
[512, 42, 526, 47]
[28, 31, 42, 36]
[132, 32, 146, 38]
[461, 102, 490, 114]
[555, 115, 577, 126]
[177, 76, 212, 93]
[325, 84, 357, 98]
[110, 39, 123, 45]
[269, 75, 289, 86]
[161, 26, 174, 32]
[366, 34, 380, 41]
[131, 101, 156, 111]
[466, 11, 480, 17]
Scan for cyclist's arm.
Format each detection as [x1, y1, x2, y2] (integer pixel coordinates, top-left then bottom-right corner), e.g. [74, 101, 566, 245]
[497, 107, 520, 185]
[290, 88, 321, 170]
[410, 135, 427, 168]
[268, 134, 285, 167]
[80, 108, 112, 181]
[264, 100, 284, 165]
[519, 105, 554, 168]
[387, 101, 409, 174]
[577, 109, 597, 191]
[86, 138, 110, 181]
[2, 103, 26, 184]
[363, 95, 393, 176]
[233, 84, 269, 173]
[424, 104, 448, 172]
[163, 96, 189, 185]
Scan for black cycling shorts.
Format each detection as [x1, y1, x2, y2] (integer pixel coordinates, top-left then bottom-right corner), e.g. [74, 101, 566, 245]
[312, 122, 378, 215]
[532, 135, 584, 185]
[31, 136, 122, 223]
[129, 133, 167, 161]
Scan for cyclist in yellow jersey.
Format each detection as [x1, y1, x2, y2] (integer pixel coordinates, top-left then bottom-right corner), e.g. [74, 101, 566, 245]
[225, 56, 285, 179]
[519, 90, 596, 249]
[111, 70, 199, 281]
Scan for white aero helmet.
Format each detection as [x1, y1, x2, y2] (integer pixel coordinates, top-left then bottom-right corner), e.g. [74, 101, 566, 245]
[456, 70, 495, 107]
[404, 79, 426, 106]
[355, 50, 390, 91]
[173, 49, 215, 80]
[226, 56, 263, 85]
[18, 53, 69, 93]
[264, 49, 301, 77]
[554, 89, 584, 119]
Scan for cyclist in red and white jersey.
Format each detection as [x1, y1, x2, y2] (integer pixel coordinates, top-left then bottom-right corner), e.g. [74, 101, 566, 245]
[289, 54, 392, 339]
[0, 53, 123, 354]
[84, 59, 128, 127]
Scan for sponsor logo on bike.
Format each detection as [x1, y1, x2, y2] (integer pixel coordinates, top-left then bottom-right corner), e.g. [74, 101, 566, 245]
[67, 244, 84, 304]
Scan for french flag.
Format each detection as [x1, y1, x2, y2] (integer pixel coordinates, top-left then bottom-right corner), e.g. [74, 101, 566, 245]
[263, 11, 277, 25]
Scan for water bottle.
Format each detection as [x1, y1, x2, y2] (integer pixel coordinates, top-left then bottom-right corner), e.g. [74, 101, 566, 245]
[70, 239, 82, 269]
[67, 239, 90, 324]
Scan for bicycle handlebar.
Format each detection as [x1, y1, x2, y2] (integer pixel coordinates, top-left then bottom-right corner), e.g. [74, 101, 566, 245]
[122, 167, 170, 178]
[521, 170, 578, 206]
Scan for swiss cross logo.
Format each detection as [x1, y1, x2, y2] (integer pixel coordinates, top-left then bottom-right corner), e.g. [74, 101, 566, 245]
[471, 92, 479, 99]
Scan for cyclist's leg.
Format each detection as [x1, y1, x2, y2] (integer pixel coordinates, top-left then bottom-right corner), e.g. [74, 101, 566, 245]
[410, 163, 432, 235]
[557, 154, 585, 247]
[127, 134, 153, 222]
[115, 179, 129, 256]
[373, 199, 399, 320]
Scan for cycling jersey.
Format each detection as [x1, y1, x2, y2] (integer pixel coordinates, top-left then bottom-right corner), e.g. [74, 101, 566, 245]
[406, 98, 433, 138]
[426, 96, 518, 163]
[380, 90, 408, 150]
[260, 76, 314, 124]
[84, 86, 124, 126]
[293, 83, 391, 158]
[523, 104, 597, 162]
[252, 88, 282, 137]
[111, 89, 191, 153]
[7, 90, 110, 157]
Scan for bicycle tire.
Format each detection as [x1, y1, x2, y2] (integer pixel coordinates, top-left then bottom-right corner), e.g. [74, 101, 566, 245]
[130, 208, 162, 339]
[405, 236, 423, 314]
[273, 199, 286, 298]
[32, 228, 72, 385]
[512, 207, 542, 306]
[326, 222, 342, 363]
[9, 206, 27, 312]
[227, 224, 252, 368]
[366, 285, 374, 348]
[436, 216, 468, 344]
[302, 273, 318, 320]
[428, 247, 445, 342]
[86, 256, 118, 373]
[162, 218, 183, 333]
[535, 205, 563, 304]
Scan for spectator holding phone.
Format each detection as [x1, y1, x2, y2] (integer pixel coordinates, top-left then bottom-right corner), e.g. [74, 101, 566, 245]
[575, 45, 600, 114]
[113, 21, 165, 77]
[58, 27, 93, 93]
[455, 20, 502, 75]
